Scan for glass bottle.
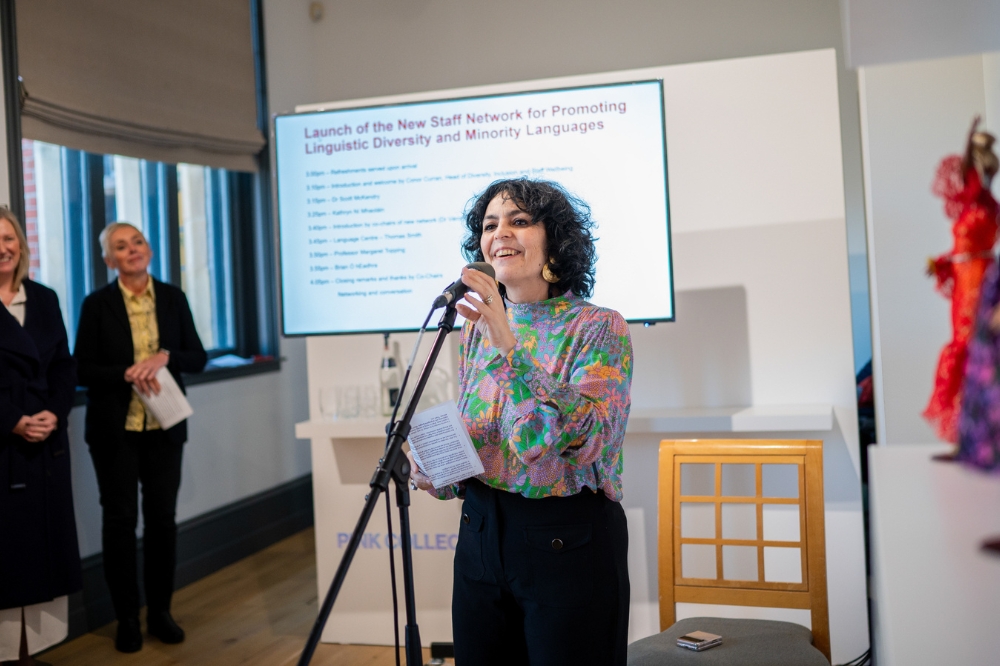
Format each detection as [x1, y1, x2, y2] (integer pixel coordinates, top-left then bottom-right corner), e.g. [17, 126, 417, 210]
[380, 333, 402, 416]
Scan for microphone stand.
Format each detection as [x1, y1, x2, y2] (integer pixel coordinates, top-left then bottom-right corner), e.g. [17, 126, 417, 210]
[298, 302, 460, 666]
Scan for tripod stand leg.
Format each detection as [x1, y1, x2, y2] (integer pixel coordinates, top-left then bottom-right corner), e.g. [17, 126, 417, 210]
[298, 304, 458, 666]
[395, 482, 424, 666]
[297, 486, 386, 665]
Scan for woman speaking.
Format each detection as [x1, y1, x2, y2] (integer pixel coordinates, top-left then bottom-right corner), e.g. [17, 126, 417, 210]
[409, 179, 633, 665]
[74, 222, 206, 653]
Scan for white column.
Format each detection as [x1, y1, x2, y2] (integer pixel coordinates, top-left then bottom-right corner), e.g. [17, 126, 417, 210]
[113, 155, 144, 229]
[33, 141, 68, 321]
[177, 163, 214, 349]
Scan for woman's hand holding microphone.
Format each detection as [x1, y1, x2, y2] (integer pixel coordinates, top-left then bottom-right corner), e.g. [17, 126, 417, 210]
[454, 266, 516, 356]
[408, 266, 514, 493]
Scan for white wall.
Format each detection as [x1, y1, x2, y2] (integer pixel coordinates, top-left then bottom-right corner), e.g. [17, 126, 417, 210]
[262, 0, 869, 325]
[289, 47, 869, 661]
[859, 52, 1000, 445]
[68, 338, 311, 557]
[260, 0, 874, 382]
[841, 0, 1000, 68]
[263, 1, 871, 661]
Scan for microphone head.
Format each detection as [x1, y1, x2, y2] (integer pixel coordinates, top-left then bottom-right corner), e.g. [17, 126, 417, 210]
[467, 261, 496, 279]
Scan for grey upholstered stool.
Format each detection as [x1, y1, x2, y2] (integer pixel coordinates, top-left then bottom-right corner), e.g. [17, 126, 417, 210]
[627, 617, 830, 665]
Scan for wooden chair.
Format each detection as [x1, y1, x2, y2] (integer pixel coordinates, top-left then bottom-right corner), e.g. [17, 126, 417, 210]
[628, 439, 830, 664]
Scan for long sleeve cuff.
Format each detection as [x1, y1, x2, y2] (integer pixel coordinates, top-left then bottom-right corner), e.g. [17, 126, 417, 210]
[0, 406, 25, 435]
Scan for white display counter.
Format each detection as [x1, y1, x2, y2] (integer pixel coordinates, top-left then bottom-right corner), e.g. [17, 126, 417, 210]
[868, 444, 1000, 666]
[300, 415, 462, 647]
[296, 403, 835, 646]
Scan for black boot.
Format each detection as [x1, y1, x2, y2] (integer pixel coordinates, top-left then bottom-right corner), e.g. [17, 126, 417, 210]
[147, 610, 185, 644]
[115, 617, 143, 653]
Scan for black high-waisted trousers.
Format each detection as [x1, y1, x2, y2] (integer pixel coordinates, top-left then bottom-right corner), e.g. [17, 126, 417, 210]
[90, 430, 183, 621]
[452, 479, 630, 666]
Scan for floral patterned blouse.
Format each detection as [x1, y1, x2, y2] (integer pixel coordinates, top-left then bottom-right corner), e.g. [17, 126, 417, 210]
[431, 292, 633, 501]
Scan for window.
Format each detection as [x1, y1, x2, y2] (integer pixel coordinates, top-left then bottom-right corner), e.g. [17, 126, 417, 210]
[24, 139, 78, 339]
[178, 164, 235, 351]
[23, 138, 275, 370]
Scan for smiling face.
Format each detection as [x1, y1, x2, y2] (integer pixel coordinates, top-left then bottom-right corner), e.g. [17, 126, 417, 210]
[480, 192, 550, 303]
[105, 225, 152, 278]
[0, 217, 23, 286]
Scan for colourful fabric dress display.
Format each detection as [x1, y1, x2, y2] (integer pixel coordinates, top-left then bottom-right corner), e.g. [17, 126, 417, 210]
[924, 156, 999, 443]
[430, 293, 633, 502]
[958, 259, 1000, 470]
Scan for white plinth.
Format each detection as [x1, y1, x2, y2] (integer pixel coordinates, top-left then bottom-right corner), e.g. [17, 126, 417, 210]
[300, 404, 835, 442]
[300, 402, 834, 647]
[296, 418, 389, 440]
[868, 444, 1000, 666]
[303, 419, 460, 647]
[626, 404, 834, 433]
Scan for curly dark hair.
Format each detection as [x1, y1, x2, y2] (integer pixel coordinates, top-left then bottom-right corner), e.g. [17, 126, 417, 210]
[462, 178, 597, 299]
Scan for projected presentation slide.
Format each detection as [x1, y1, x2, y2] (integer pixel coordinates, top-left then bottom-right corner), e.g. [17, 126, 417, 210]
[275, 80, 672, 335]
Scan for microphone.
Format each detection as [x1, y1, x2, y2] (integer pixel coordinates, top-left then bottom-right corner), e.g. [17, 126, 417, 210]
[432, 262, 496, 309]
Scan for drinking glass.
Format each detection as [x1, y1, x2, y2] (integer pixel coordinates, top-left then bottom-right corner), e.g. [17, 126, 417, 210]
[319, 386, 340, 421]
[361, 385, 378, 418]
[341, 385, 360, 419]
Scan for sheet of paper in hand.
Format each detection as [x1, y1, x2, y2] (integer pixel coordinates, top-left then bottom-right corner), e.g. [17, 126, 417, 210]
[135, 367, 194, 430]
[407, 400, 484, 489]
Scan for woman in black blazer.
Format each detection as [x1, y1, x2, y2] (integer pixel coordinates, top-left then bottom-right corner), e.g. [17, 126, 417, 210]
[74, 222, 206, 653]
[0, 210, 81, 663]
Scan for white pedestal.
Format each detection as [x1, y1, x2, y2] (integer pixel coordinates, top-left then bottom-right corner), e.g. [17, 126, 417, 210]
[302, 419, 460, 647]
[299, 403, 834, 646]
[869, 444, 1000, 665]
[626, 404, 834, 434]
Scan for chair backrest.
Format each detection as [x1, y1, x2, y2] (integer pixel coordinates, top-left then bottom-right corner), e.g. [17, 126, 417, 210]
[657, 439, 830, 660]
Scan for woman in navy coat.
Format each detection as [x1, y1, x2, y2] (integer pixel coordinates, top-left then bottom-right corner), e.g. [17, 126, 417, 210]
[0, 210, 81, 662]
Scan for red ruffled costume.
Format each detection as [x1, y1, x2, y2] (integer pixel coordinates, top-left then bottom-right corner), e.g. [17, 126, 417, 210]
[924, 156, 999, 442]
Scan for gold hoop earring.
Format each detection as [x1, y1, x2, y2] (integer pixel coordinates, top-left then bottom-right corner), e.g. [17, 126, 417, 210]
[542, 260, 559, 284]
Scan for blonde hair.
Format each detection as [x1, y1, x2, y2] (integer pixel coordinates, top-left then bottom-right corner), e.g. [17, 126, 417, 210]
[0, 207, 30, 291]
[98, 221, 145, 260]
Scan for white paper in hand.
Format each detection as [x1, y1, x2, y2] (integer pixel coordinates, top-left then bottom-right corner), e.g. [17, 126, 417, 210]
[135, 367, 193, 430]
[407, 400, 483, 489]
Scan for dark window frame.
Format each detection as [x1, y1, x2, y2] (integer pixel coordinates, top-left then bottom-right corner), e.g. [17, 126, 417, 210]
[3, 0, 280, 394]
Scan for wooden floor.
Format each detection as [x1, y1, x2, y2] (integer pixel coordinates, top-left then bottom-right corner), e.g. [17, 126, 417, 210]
[42, 529, 432, 665]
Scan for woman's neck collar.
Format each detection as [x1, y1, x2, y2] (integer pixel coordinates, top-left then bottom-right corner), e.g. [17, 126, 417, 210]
[505, 290, 572, 308]
[118, 271, 150, 295]
[502, 281, 553, 304]
[0, 273, 16, 298]
[0, 275, 19, 308]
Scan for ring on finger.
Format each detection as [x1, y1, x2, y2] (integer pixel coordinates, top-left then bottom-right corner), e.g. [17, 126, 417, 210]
[484, 294, 494, 305]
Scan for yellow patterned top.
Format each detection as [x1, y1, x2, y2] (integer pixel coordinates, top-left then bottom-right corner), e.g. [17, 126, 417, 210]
[120, 278, 161, 431]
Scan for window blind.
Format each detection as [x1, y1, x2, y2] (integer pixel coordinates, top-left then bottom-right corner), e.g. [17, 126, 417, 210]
[17, 0, 265, 171]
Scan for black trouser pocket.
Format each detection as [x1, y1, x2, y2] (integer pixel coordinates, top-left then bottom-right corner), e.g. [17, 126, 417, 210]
[521, 524, 594, 607]
[455, 505, 486, 580]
